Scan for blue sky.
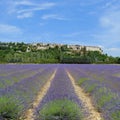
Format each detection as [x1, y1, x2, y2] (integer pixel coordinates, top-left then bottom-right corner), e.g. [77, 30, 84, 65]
[0, 0, 120, 57]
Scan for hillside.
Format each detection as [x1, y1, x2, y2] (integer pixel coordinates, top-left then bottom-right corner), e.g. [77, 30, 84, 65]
[0, 42, 119, 64]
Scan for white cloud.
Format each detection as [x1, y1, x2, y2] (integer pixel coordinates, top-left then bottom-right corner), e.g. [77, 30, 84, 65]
[100, 17, 112, 28]
[14, 1, 34, 6]
[17, 12, 33, 19]
[91, 1, 120, 57]
[0, 24, 22, 34]
[7, 1, 56, 19]
[93, 10, 120, 46]
[100, 11, 120, 30]
[41, 14, 67, 20]
[17, 2, 56, 14]
[102, 0, 120, 9]
[105, 47, 120, 57]
[108, 48, 120, 51]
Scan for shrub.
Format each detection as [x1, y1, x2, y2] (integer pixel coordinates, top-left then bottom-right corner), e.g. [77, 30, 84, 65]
[77, 78, 88, 85]
[112, 110, 120, 120]
[39, 99, 83, 120]
[0, 96, 22, 120]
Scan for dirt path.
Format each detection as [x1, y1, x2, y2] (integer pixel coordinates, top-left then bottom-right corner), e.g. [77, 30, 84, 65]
[24, 69, 57, 120]
[66, 70, 102, 120]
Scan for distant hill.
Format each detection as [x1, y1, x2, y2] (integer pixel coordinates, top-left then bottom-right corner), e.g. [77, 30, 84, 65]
[0, 42, 119, 64]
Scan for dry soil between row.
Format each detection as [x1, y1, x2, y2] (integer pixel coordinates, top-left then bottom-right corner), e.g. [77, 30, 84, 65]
[24, 69, 102, 120]
[66, 70, 102, 120]
[24, 69, 57, 120]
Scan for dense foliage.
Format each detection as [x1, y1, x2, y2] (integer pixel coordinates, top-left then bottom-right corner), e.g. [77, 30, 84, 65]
[0, 42, 119, 64]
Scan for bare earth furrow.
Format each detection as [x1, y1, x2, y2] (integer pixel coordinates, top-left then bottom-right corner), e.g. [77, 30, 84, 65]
[66, 70, 102, 120]
[24, 69, 57, 120]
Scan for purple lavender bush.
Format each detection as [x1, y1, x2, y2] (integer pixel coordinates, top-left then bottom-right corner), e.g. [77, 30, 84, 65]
[0, 64, 57, 119]
[37, 66, 84, 120]
[68, 64, 120, 120]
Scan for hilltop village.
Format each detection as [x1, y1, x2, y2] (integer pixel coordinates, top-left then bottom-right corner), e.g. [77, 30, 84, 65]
[0, 42, 102, 53]
[26, 43, 103, 53]
[0, 42, 119, 64]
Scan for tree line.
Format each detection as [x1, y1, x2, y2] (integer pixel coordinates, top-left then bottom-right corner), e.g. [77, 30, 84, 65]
[0, 42, 120, 64]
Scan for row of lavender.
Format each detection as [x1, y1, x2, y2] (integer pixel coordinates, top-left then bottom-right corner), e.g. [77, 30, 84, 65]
[36, 65, 84, 120]
[0, 64, 45, 89]
[0, 64, 57, 119]
[67, 64, 120, 120]
[0, 64, 85, 119]
[0, 64, 120, 119]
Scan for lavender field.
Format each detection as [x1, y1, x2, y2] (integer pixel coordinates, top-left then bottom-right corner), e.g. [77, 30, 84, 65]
[0, 64, 120, 120]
